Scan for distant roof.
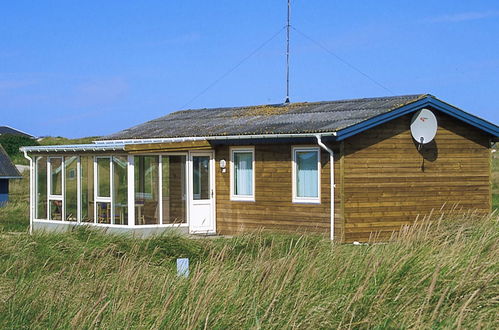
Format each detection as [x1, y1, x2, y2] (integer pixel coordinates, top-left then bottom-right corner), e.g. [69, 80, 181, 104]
[95, 94, 498, 143]
[0, 126, 35, 138]
[103, 94, 429, 140]
[0, 145, 22, 178]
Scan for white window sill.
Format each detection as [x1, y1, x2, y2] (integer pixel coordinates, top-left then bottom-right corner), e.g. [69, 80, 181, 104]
[292, 198, 321, 204]
[230, 195, 255, 202]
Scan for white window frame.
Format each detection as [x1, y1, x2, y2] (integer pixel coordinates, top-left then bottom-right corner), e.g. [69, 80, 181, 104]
[159, 153, 189, 225]
[63, 155, 79, 222]
[34, 156, 48, 220]
[292, 146, 321, 204]
[230, 146, 255, 202]
[94, 156, 113, 224]
[47, 156, 64, 220]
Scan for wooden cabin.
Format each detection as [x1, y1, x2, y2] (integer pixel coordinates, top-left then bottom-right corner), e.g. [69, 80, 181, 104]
[21, 94, 499, 242]
[0, 145, 22, 206]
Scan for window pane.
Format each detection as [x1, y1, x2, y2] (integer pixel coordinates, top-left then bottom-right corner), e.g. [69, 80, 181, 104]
[162, 155, 186, 224]
[135, 156, 159, 225]
[49, 200, 62, 220]
[64, 156, 78, 221]
[81, 156, 94, 223]
[113, 156, 128, 225]
[50, 158, 62, 196]
[97, 158, 110, 198]
[234, 152, 253, 196]
[193, 156, 210, 200]
[97, 202, 111, 224]
[35, 157, 47, 219]
[296, 151, 318, 198]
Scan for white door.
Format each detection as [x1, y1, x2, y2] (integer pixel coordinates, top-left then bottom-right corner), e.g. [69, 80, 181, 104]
[188, 152, 215, 233]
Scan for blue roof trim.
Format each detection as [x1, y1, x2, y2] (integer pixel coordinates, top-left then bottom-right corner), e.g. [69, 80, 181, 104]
[335, 96, 499, 141]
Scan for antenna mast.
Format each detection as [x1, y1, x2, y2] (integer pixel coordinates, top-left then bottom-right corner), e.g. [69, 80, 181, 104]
[285, 0, 290, 103]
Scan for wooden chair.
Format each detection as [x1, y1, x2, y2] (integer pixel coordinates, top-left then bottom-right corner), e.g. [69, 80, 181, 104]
[97, 203, 111, 224]
[142, 200, 158, 224]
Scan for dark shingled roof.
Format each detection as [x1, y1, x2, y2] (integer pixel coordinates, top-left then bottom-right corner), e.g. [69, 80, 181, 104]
[0, 145, 21, 178]
[102, 94, 427, 140]
[0, 126, 34, 138]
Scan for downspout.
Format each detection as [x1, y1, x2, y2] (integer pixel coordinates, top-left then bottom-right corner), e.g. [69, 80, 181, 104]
[316, 135, 335, 241]
[22, 149, 34, 235]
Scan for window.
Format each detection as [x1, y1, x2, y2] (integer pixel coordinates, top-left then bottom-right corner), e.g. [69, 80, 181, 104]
[48, 157, 63, 220]
[230, 147, 255, 201]
[162, 155, 187, 224]
[64, 156, 78, 221]
[95, 157, 111, 224]
[134, 156, 160, 225]
[292, 147, 320, 203]
[35, 156, 47, 219]
[113, 156, 128, 225]
[81, 156, 94, 223]
[192, 155, 210, 200]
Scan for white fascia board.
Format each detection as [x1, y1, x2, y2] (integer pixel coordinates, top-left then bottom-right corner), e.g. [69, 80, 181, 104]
[20, 144, 126, 153]
[94, 132, 338, 145]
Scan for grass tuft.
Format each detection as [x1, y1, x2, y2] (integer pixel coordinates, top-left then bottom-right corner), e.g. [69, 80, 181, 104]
[0, 212, 497, 328]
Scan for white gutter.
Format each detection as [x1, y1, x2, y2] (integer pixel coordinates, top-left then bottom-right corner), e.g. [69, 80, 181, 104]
[316, 134, 335, 241]
[20, 143, 126, 153]
[20, 132, 339, 152]
[96, 132, 338, 145]
[22, 150, 34, 235]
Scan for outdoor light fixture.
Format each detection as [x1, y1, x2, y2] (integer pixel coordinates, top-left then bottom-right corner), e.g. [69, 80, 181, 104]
[220, 159, 227, 173]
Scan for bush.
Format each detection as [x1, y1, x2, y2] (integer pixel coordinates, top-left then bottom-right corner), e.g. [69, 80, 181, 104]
[0, 134, 38, 158]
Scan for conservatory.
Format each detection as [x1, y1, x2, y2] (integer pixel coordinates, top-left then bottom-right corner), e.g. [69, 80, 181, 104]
[22, 141, 216, 236]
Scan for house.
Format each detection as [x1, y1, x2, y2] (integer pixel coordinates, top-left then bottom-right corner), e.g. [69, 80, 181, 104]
[0, 145, 22, 206]
[0, 126, 35, 139]
[20, 94, 499, 241]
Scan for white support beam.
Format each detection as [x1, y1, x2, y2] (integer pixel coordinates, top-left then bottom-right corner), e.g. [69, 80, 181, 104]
[77, 157, 81, 223]
[127, 155, 135, 227]
[23, 151, 34, 234]
[158, 155, 163, 225]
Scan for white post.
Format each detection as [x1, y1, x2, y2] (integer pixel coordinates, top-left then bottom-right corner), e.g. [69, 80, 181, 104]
[127, 155, 135, 227]
[158, 155, 163, 225]
[23, 150, 34, 234]
[47, 158, 50, 220]
[110, 157, 114, 224]
[77, 157, 81, 223]
[62, 157, 65, 221]
[93, 157, 97, 223]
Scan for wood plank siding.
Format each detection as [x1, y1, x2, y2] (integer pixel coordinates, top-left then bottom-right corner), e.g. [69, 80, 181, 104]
[342, 112, 491, 242]
[214, 112, 491, 242]
[215, 144, 344, 239]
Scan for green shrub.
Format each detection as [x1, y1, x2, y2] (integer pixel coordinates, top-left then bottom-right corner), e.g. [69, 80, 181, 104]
[0, 134, 38, 162]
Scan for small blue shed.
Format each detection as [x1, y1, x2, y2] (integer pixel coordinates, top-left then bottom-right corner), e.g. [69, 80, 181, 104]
[0, 145, 22, 206]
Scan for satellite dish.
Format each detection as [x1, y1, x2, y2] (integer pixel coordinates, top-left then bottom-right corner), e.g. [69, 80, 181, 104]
[410, 108, 437, 145]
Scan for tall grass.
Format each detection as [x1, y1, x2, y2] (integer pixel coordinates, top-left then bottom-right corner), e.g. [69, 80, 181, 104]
[38, 136, 100, 146]
[492, 154, 499, 209]
[0, 174, 29, 232]
[0, 211, 497, 329]
[0, 150, 496, 328]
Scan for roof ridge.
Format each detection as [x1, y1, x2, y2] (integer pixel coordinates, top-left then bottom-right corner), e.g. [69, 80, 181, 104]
[169, 94, 426, 115]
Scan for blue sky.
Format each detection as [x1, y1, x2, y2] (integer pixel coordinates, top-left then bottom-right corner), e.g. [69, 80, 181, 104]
[1, 1, 498, 138]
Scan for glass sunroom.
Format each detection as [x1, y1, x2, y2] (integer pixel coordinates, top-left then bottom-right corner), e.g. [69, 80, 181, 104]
[23, 142, 215, 236]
